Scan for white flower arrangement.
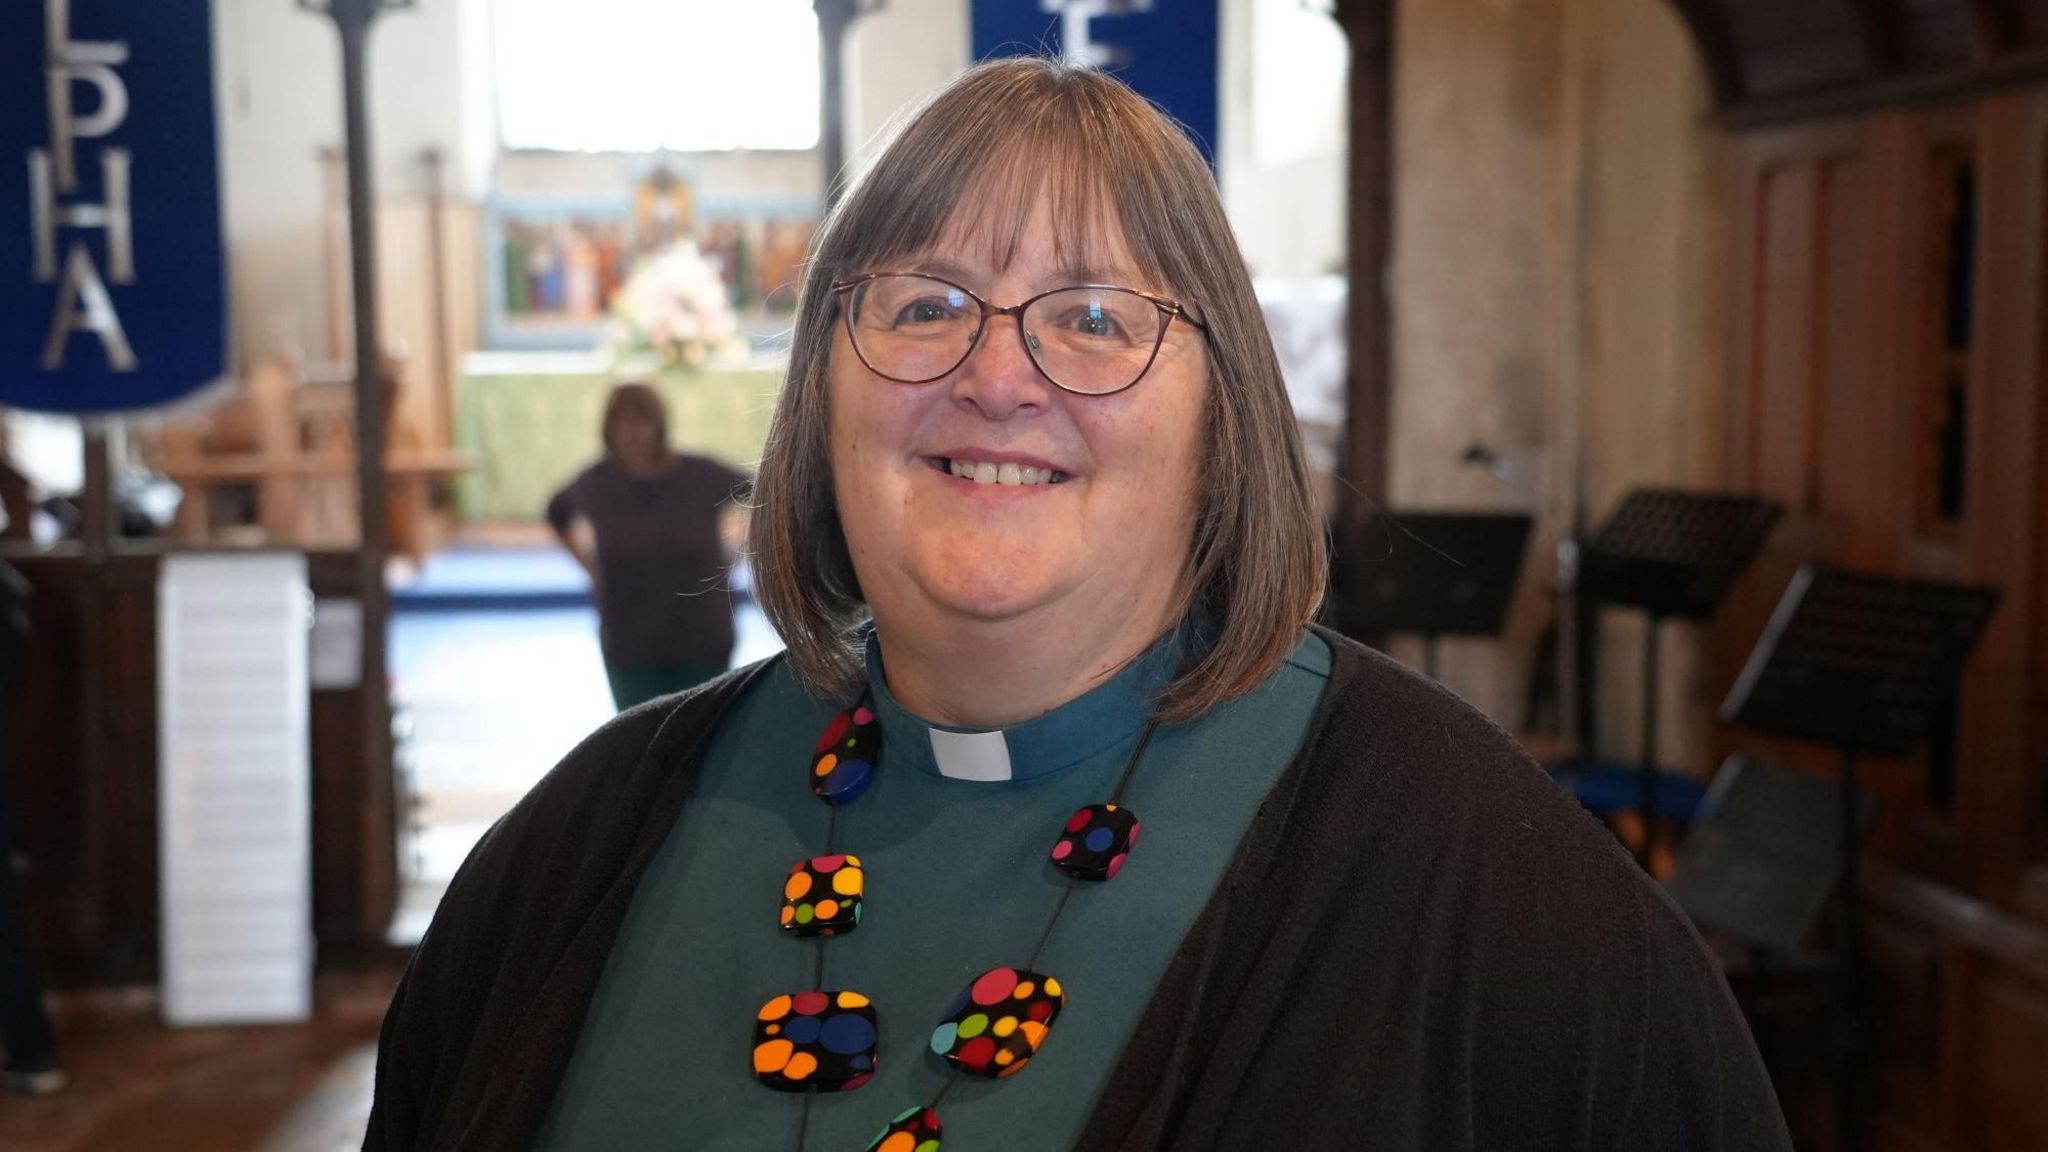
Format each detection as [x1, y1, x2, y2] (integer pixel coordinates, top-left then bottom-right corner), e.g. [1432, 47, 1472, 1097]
[604, 240, 745, 370]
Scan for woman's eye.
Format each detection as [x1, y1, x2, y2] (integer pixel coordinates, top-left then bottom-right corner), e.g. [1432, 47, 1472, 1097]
[1059, 307, 1124, 338]
[894, 298, 958, 325]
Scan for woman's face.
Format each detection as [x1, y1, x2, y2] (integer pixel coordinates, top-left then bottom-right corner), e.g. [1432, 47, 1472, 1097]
[612, 412, 663, 469]
[828, 197, 1208, 642]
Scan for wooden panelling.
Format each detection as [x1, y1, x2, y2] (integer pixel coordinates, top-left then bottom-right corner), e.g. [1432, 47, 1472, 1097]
[2023, 90, 2048, 924]
[8, 554, 157, 985]
[1723, 86, 2048, 1150]
[1969, 968, 2048, 1149]
[1814, 148, 1893, 569]
[1893, 105, 1980, 573]
[1718, 118, 1943, 873]
[1867, 907, 1947, 1113]
[1864, 865, 2048, 1151]
[1950, 92, 2046, 900]
[1750, 163, 1824, 507]
[4, 548, 390, 987]
[1727, 122, 1873, 557]
[304, 551, 389, 964]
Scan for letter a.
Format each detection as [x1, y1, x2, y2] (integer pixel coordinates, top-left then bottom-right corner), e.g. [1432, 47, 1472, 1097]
[42, 243, 138, 371]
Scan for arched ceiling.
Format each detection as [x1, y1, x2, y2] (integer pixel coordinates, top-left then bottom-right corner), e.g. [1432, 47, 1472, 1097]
[1668, 0, 2048, 126]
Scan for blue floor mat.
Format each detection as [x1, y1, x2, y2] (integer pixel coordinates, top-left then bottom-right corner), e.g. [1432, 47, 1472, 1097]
[1548, 760, 1709, 820]
[393, 546, 592, 612]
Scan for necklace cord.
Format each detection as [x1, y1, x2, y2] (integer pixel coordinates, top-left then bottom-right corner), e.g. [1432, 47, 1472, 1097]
[928, 1067, 966, 1111]
[1108, 719, 1159, 806]
[1025, 882, 1076, 971]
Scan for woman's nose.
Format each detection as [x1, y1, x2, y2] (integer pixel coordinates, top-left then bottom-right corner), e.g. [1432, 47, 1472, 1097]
[949, 314, 1053, 420]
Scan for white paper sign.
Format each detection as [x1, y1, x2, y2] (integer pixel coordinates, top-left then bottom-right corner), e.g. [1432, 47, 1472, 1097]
[309, 597, 362, 690]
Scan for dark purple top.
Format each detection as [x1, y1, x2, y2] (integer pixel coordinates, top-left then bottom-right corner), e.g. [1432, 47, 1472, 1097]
[545, 455, 745, 669]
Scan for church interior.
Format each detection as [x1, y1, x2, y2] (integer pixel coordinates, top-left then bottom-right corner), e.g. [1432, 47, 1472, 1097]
[3, 0, 2047, 1149]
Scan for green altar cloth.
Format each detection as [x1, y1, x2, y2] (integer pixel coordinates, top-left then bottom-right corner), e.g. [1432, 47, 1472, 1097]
[455, 352, 784, 523]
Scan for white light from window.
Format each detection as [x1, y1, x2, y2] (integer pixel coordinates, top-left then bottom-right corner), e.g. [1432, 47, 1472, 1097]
[495, 0, 821, 152]
[1254, 0, 1346, 168]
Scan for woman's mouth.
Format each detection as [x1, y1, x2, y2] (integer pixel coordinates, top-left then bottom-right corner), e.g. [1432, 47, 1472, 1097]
[931, 457, 1070, 487]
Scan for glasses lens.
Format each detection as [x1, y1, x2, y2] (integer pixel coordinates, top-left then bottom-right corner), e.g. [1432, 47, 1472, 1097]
[1022, 287, 1166, 395]
[846, 275, 980, 383]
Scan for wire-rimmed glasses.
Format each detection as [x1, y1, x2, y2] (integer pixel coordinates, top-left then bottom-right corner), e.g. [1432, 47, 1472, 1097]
[831, 272, 1208, 397]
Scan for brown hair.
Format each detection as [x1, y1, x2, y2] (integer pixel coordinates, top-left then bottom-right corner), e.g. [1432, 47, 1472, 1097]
[750, 57, 1325, 723]
[600, 381, 669, 460]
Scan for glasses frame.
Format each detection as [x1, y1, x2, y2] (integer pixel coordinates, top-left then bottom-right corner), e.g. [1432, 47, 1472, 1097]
[830, 271, 1210, 397]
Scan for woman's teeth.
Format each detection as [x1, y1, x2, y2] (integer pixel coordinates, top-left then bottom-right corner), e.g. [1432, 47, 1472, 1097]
[946, 458, 1064, 486]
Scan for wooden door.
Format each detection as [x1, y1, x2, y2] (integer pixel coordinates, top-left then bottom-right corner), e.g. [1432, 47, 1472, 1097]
[1717, 112, 1947, 870]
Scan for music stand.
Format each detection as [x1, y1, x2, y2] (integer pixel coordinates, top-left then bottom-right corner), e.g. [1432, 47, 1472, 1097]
[1719, 564, 1998, 1152]
[1580, 489, 1781, 865]
[1667, 753, 1876, 955]
[1353, 512, 1532, 680]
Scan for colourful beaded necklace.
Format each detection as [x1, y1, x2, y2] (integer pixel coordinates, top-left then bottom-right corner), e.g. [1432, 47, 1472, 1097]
[752, 689, 1157, 1151]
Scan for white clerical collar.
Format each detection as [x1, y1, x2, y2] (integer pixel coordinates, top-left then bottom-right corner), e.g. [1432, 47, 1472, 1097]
[858, 625, 1181, 784]
[924, 727, 1015, 782]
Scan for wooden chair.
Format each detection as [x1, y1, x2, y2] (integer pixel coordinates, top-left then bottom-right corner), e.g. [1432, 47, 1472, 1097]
[142, 353, 472, 557]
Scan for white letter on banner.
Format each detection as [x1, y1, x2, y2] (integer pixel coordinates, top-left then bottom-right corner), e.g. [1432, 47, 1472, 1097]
[28, 149, 133, 283]
[43, 0, 131, 193]
[42, 243, 138, 371]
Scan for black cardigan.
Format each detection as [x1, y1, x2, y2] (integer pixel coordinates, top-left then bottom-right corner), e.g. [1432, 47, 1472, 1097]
[366, 629, 1792, 1150]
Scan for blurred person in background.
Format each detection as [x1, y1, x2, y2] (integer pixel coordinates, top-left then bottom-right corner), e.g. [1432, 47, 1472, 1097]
[548, 382, 747, 710]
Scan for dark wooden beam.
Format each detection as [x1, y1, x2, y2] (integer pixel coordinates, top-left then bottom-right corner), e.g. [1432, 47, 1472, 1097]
[1329, 0, 1394, 636]
[815, 0, 863, 210]
[1664, 0, 1745, 107]
[1722, 45, 2048, 129]
[1844, 0, 1907, 74]
[1966, 0, 2017, 59]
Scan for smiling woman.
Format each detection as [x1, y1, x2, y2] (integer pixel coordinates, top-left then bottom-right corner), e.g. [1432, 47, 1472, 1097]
[756, 57, 1321, 727]
[367, 58, 1792, 1152]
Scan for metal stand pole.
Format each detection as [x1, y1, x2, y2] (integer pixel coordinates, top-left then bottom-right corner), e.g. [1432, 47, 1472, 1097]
[337, 7, 391, 883]
[80, 425, 113, 561]
[1636, 614, 1661, 868]
[1837, 749, 1866, 1152]
[813, 0, 868, 211]
[422, 149, 455, 445]
[307, 0, 408, 945]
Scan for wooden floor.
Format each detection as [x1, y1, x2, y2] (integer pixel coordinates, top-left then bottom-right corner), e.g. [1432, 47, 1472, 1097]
[1, 966, 400, 1152]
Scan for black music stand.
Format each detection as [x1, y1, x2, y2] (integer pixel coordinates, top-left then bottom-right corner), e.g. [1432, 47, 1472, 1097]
[1667, 753, 1877, 955]
[1719, 564, 1998, 1152]
[1353, 512, 1532, 680]
[1580, 489, 1781, 865]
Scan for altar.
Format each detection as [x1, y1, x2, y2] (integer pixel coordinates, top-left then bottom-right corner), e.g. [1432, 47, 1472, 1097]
[454, 350, 784, 524]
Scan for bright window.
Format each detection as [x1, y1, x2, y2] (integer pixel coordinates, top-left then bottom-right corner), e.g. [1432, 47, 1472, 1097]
[494, 0, 821, 152]
[1253, 0, 1346, 168]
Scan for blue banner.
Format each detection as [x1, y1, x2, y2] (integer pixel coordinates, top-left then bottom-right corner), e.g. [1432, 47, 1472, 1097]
[971, 1, 1220, 167]
[0, 0, 229, 414]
